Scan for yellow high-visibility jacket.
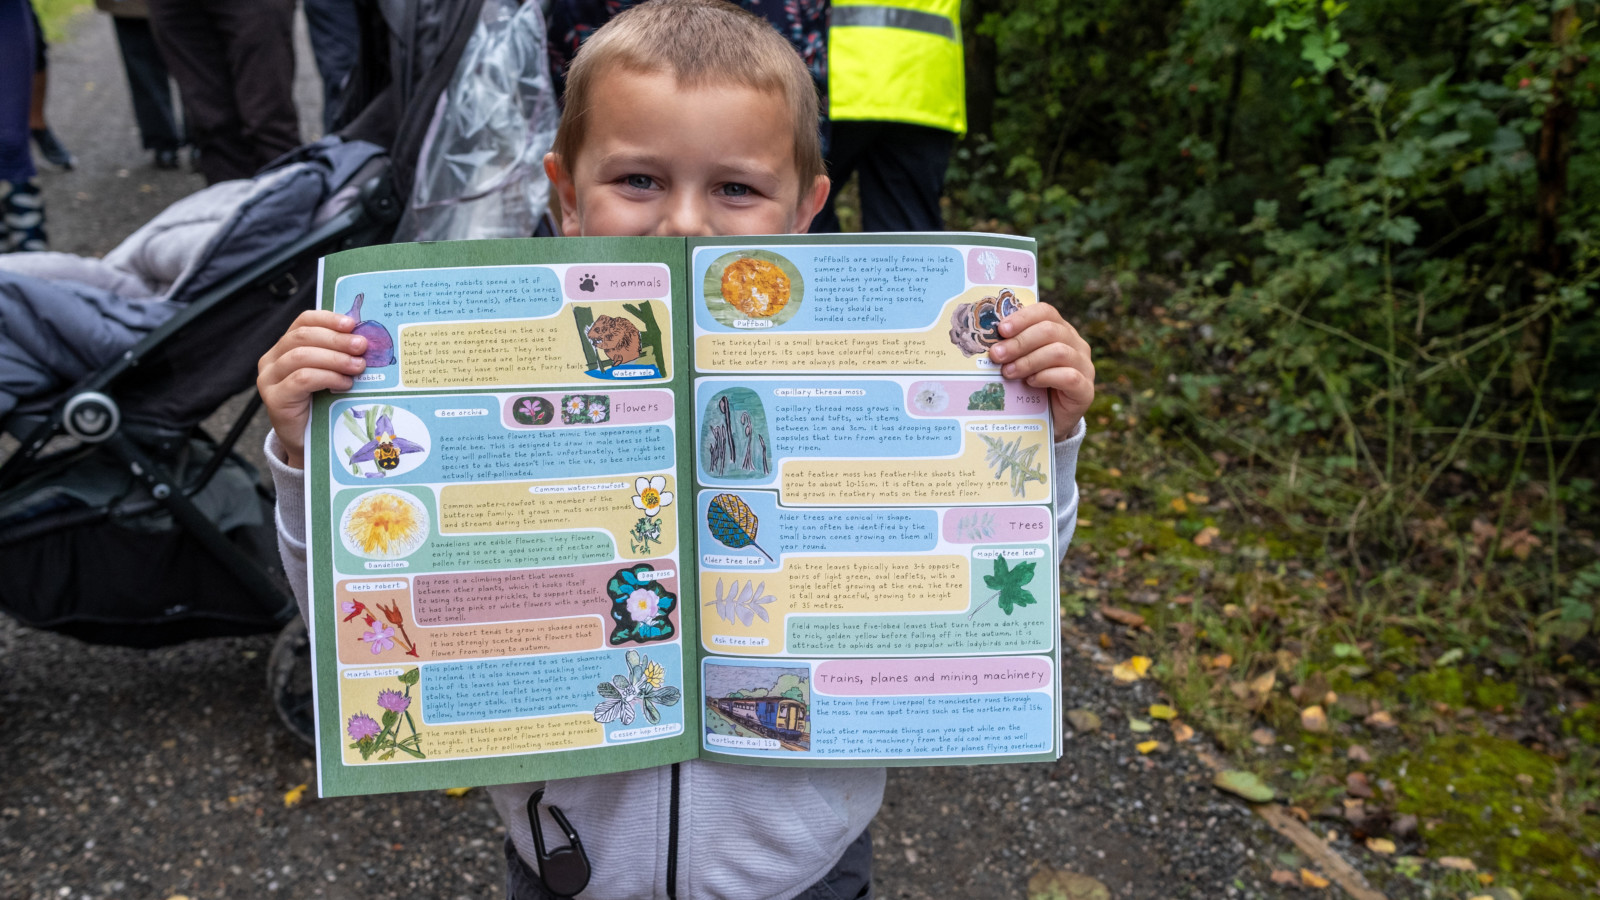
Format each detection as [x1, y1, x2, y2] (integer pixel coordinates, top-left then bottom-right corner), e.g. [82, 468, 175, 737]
[828, 0, 965, 135]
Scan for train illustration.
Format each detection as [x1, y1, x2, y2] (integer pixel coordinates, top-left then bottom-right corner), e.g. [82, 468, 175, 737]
[712, 695, 809, 743]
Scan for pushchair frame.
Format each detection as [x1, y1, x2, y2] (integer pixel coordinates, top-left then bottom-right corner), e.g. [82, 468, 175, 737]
[0, 163, 401, 640]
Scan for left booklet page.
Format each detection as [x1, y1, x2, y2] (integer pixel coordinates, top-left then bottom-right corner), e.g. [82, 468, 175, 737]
[306, 238, 698, 797]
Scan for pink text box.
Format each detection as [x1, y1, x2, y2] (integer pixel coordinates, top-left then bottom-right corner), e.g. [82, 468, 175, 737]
[941, 506, 1054, 543]
[563, 264, 671, 300]
[966, 247, 1036, 287]
[905, 380, 1048, 418]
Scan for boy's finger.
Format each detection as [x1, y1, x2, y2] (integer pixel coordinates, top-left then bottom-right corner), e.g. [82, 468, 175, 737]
[988, 317, 1088, 366]
[259, 346, 367, 388]
[998, 341, 1087, 382]
[261, 366, 358, 404]
[258, 313, 361, 369]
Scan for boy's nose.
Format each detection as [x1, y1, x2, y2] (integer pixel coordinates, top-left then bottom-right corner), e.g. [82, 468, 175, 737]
[656, 191, 715, 237]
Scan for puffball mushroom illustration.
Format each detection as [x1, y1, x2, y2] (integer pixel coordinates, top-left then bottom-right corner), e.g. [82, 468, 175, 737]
[342, 293, 396, 367]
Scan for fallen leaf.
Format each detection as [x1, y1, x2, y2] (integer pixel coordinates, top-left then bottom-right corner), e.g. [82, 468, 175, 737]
[1269, 870, 1297, 885]
[1172, 593, 1193, 605]
[1170, 497, 1189, 513]
[283, 783, 309, 808]
[1249, 671, 1277, 697]
[1289, 805, 1310, 822]
[1477, 872, 1495, 886]
[1438, 856, 1477, 871]
[1186, 491, 1210, 504]
[1250, 727, 1276, 746]
[1066, 709, 1102, 733]
[1300, 705, 1329, 733]
[1136, 740, 1161, 754]
[1347, 744, 1372, 763]
[1366, 837, 1396, 855]
[1172, 722, 1195, 742]
[1100, 606, 1146, 628]
[1193, 526, 1220, 547]
[1112, 656, 1152, 682]
[1107, 468, 1122, 478]
[443, 787, 473, 798]
[1213, 769, 1274, 802]
[1026, 867, 1111, 900]
[1097, 633, 1113, 650]
[1209, 653, 1233, 670]
[1128, 718, 1153, 733]
[1365, 710, 1396, 729]
[1149, 704, 1177, 720]
[1346, 772, 1374, 799]
[1300, 869, 1330, 889]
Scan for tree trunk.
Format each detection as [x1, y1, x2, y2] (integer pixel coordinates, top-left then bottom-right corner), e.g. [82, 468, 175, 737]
[1535, 6, 1578, 273]
[963, 0, 1001, 140]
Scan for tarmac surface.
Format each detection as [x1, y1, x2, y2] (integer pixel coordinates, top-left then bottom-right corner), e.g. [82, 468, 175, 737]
[1, 11, 1302, 900]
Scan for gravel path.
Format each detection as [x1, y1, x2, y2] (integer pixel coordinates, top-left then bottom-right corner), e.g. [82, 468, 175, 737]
[2, 12, 1306, 900]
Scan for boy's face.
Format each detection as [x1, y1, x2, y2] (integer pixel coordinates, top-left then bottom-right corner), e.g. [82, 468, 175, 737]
[545, 68, 829, 238]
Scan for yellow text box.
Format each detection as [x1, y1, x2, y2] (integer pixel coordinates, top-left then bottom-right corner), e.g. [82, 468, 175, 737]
[699, 554, 967, 655]
[400, 300, 670, 387]
[778, 427, 1050, 506]
[437, 477, 676, 558]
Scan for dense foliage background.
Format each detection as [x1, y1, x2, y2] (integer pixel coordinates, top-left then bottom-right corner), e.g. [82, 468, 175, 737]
[942, 2, 1600, 895]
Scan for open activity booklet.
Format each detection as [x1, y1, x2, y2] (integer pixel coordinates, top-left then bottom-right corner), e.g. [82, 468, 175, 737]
[305, 232, 1063, 796]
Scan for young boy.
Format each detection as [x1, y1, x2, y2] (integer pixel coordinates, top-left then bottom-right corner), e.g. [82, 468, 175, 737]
[256, 2, 1095, 897]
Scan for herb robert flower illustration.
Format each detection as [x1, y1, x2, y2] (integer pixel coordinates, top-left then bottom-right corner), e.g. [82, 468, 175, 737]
[347, 668, 424, 760]
[594, 650, 681, 727]
[350, 599, 420, 657]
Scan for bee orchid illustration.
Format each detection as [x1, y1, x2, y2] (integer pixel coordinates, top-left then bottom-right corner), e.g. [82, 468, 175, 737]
[349, 414, 425, 475]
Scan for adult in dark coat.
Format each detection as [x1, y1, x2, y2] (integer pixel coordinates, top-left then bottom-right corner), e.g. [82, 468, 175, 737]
[145, 0, 302, 184]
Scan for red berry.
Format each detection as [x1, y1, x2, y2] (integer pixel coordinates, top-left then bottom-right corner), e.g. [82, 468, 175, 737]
[1188, 83, 1199, 93]
[1181, 147, 1192, 158]
[1519, 78, 1531, 88]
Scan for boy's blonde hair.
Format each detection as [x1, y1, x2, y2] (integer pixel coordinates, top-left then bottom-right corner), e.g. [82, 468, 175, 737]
[552, 0, 825, 191]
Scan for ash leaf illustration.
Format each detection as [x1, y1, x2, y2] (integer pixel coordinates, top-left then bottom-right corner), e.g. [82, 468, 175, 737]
[956, 512, 996, 541]
[968, 554, 1038, 619]
[707, 578, 776, 626]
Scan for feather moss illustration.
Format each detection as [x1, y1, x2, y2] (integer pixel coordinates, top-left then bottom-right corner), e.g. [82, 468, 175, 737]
[979, 433, 1047, 497]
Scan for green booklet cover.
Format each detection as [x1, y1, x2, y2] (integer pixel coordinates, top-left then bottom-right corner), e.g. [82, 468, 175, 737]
[305, 233, 1062, 796]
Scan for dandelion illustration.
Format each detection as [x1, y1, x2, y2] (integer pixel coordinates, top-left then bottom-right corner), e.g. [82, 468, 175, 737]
[912, 383, 949, 413]
[631, 476, 674, 517]
[347, 712, 381, 742]
[377, 689, 410, 712]
[360, 623, 396, 654]
[341, 491, 429, 559]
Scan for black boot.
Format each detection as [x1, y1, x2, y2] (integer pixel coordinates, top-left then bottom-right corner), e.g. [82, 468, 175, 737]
[31, 127, 75, 170]
[2, 179, 48, 252]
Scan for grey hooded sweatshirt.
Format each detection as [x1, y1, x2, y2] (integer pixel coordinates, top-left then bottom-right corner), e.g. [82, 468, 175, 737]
[267, 422, 1082, 900]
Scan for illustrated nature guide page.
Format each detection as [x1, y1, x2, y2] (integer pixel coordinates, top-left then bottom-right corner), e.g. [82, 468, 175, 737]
[305, 234, 1061, 796]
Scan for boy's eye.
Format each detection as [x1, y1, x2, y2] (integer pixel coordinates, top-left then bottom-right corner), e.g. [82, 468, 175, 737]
[720, 183, 751, 198]
[624, 174, 656, 190]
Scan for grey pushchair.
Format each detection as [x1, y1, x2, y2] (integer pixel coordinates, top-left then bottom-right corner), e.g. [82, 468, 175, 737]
[0, 0, 557, 742]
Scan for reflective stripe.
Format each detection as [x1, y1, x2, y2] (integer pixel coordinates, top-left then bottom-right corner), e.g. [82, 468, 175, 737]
[832, 5, 956, 41]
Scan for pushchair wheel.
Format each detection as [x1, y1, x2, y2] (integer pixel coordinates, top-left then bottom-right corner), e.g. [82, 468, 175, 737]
[268, 616, 315, 746]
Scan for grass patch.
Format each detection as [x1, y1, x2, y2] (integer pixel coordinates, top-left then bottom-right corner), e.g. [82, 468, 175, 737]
[33, 0, 94, 43]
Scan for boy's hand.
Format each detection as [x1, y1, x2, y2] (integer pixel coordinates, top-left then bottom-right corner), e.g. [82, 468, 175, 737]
[987, 303, 1095, 441]
[257, 310, 368, 468]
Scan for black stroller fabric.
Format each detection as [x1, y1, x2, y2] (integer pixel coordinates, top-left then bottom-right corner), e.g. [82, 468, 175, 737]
[0, 440, 284, 647]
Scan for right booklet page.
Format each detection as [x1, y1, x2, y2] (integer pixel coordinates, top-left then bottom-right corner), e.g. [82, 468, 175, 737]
[688, 234, 1063, 768]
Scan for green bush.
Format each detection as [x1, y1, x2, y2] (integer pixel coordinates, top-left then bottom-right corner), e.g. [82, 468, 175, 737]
[953, 0, 1600, 645]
